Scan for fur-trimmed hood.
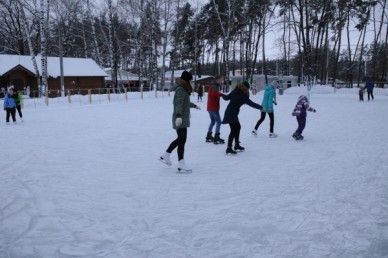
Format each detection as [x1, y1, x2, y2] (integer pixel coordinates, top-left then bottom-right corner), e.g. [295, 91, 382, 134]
[236, 83, 249, 95]
[174, 78, 193, 95]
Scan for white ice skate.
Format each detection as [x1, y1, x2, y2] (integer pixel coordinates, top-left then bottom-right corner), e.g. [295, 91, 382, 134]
[269, 133, 278, 138]
[177, 159, 192, 173]
[160, 152, 172, 166]
[251, 129, 258, 136]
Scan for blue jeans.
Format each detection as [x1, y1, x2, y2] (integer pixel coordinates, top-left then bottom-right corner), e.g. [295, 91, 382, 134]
[208, 111, 221, 134]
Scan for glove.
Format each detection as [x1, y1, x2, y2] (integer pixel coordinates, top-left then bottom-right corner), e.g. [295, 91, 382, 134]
[175, 117, 182, 127]
[273, 101, 277, 105]
[313, 109, 317, 113]
[195, 105, 201, 110]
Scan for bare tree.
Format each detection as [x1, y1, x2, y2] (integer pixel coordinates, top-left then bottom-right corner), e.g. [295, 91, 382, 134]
[19, 0, 40, 90]
[40, 0, 49, 93]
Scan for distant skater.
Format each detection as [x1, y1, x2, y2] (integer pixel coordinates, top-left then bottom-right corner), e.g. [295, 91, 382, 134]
[292, 94, 316, 140]
[359, 87, 365, 101]
[160, 71, 201, 173]
[3, 87, 17, 124]
[222, 81, 262, 154]
[15, 89, 23, 121]
[365, 79, 374, 101]
[252, 80, 279, 138]
[197, 85, 203, 102]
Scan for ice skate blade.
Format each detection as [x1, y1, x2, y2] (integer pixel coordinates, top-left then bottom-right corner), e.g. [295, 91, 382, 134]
[177, 168, 192, 173]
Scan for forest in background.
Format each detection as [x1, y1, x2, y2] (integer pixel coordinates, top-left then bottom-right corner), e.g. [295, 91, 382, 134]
[0, 0, 387, 90]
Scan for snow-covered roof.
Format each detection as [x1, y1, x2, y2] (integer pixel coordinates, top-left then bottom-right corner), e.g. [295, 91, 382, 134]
[0, 54, 107, 77]
[104, 68, 142, 81]
[164, 69, 191, 78]
[193, 75, 213, 82]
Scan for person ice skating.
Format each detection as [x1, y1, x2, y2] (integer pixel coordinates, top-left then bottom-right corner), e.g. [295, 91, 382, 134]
[15, 89, 23, 121]
[252, 80, 279, 138]
[359, 86, 365, 101]
[222, 81, 263, 154]
[160, 71, 200, 172]
[3, 87, 17, 124]
[197, 85, 203, 102]
[206, 75, 225, 144]
[365, 79, 374, 101]
[292, 94, 316, 140]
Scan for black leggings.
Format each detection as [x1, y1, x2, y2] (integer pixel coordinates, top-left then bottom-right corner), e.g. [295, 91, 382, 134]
[254, 112, 274, 133]
[166, 128, 187, 161]
[228, 122, 241, 147]
[16, 105, 23, 118]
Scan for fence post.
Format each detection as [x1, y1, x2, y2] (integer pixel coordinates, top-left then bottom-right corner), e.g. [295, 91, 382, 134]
[107, 88, 111, 102]
[88, 89, 92, 104]
[45, 91, 49, 106]
[141, 84, 143, 100]
[67, 90, 71, 103]
[21, 95, 24, 109]
[125, 88, 128, 102]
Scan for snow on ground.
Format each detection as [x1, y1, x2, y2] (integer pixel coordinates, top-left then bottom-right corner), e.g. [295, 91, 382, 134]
[1, 86, 388, 258]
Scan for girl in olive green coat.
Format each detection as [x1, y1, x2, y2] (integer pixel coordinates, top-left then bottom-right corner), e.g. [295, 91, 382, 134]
[160, 71, 200, 172]
[15, 90, 23, 121]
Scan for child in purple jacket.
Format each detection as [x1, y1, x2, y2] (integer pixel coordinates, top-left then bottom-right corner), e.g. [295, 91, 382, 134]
[292, 94, 316, 140]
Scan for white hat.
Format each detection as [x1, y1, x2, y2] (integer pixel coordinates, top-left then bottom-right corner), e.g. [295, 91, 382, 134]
[271, 80, 279, 88]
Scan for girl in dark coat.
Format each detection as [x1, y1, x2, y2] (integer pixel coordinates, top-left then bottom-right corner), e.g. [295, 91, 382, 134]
[222, 81, 262, 154]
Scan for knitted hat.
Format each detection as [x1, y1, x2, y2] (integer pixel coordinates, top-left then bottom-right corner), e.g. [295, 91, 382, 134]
[271, 80, 279, 88]
[242, 81, 250, 89]
[181, 71, 193, 83]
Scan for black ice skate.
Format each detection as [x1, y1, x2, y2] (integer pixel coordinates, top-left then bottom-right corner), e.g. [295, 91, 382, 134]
[213, 133, 225, 144]
[206, 132, 214, 142]
[226, 147, 237, 154]
[292, 133, 304, 141]
[234, 144, 245, 151]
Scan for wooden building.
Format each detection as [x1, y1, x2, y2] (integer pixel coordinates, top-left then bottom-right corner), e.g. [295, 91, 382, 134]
[0, 54, 107, 96]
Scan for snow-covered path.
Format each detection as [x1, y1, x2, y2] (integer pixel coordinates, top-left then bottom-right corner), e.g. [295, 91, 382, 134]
[1, 87, 388, 257]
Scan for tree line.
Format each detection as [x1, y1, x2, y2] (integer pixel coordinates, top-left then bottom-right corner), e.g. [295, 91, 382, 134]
[0, 0, 387, 90]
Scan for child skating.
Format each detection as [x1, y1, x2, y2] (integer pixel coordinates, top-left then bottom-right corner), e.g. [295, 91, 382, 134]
[292, 94, 316, 140]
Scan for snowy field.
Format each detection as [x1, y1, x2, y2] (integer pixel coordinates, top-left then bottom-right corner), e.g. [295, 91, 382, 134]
[1, 86, 388, 258]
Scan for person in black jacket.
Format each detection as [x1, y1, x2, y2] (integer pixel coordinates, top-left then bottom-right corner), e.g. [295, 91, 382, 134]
[222, 81, 262, 154]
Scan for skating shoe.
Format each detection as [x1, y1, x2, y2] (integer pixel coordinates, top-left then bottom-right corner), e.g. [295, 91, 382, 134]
[269, 133, 278, 138]
[206, 132, 214, 142]
[160, 152, 172, 166]
[251, 129, 258, 136]
[226, 147, 237, 154]
[234, 145, 245, 151]
[213, 133, 225, 144]
[292, 133, 303, 140]
[177, 159, 192, 173]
